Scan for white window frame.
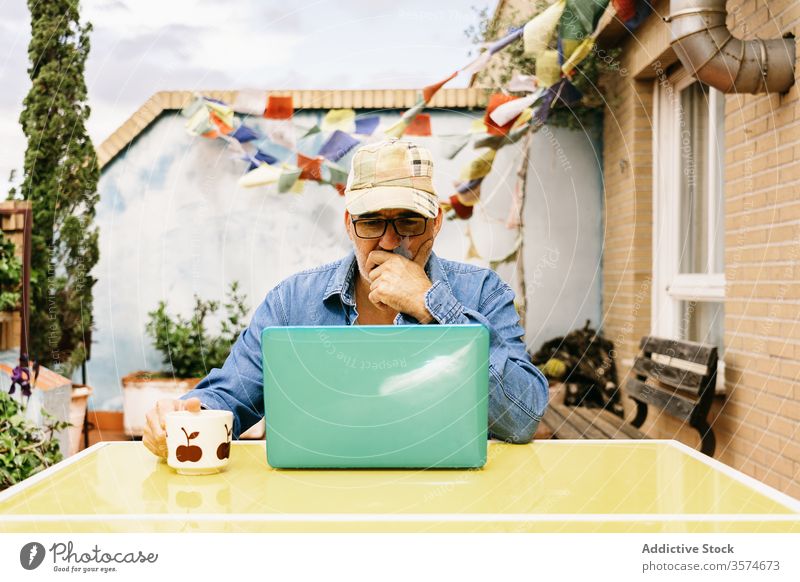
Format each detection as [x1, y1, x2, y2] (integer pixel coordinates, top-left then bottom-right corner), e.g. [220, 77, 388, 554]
[652, 71, 726, 391]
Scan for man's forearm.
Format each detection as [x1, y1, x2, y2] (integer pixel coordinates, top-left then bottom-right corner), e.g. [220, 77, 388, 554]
[418, 281, 549, 442]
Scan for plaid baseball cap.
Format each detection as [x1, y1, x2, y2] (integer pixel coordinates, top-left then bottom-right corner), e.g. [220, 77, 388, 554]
[344, 139, 439, 218]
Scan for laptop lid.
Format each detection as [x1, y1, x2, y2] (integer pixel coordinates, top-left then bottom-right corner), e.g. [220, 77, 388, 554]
[261, 324, 489, 468]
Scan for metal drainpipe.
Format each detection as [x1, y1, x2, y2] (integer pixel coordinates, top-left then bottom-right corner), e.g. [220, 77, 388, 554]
[666, 0, 796, 93]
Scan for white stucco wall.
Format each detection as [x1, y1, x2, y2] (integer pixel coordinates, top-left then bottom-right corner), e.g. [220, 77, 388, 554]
[87, 109, 603, 409]
[521, 123, 605, 351]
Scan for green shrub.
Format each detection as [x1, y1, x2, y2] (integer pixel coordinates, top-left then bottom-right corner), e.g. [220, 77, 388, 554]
[0, 390, 71, 491]
[0, 232, 22, 312]
[145, 281, 249, 379]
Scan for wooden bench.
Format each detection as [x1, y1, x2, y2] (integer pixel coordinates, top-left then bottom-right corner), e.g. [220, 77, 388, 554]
[540, 336, 719, 456]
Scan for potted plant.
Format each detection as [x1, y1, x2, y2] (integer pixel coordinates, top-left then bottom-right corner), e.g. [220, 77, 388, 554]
[1, 389, 71, 491]
[122, 282, 248, 437]
[69, 383, 93, 455]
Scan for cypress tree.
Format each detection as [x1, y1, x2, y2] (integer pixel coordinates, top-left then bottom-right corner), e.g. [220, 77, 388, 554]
[18, 0, 98, 375]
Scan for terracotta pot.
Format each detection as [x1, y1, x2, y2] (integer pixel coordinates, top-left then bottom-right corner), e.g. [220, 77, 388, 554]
[121, 372, 201, 437]
[69, 384, 93, 456]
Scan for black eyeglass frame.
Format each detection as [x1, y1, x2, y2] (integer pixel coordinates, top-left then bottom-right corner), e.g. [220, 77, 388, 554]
[350, 216, 429, 239]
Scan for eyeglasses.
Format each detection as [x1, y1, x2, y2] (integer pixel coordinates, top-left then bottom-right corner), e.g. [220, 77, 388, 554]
[351, 216, 428, 239]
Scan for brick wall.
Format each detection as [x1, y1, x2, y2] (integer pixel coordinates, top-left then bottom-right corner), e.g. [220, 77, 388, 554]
[602, 0, 800, 498]
[716, 0, 800, 498]
[601, 71, 654, 369]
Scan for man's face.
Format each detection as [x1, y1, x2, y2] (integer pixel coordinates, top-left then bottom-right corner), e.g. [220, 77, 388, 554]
[345, 207, 443, 282]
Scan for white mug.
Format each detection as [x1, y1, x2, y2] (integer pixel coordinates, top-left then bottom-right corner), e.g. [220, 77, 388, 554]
[165, 410, 233, 475]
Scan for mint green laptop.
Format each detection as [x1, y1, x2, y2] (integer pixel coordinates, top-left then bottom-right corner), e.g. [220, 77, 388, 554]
[261, 325, 489, 469]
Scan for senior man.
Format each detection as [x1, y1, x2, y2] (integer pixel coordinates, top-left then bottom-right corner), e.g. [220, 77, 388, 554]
[143, 139, 548, 458]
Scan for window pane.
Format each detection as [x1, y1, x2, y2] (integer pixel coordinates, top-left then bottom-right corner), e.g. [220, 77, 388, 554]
[678, 82, 710, 274]
[711, 89, 725, 274]
[680, 300, 725, 358]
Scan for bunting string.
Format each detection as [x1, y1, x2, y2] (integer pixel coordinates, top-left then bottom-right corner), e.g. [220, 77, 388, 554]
[179, 0, 649, 266]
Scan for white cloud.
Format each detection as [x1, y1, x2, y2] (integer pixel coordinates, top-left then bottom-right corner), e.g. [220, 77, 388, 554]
[2, 0, 496, 187]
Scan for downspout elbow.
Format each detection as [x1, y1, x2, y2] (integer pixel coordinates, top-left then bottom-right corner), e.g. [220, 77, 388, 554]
[667, 0, 796, 94]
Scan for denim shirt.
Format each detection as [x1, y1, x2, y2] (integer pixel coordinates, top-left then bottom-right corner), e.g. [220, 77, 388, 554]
[181, 251, 549, 443]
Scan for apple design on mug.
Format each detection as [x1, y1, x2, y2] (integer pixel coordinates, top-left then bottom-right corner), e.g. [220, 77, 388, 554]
[176, 427, 203, 462]
[217, 423, 232, 460]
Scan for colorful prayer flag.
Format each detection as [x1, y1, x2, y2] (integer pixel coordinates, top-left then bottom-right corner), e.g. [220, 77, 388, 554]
[512, 107, 534, 129]
[402, 96, 427, 120]
[438, 134, 471, 159]
[255, 138, 292, 163]
[485, 94, 521, 135]
[354, 116, 381, 135]
[205, 100, 234, 128]
[264, 95, 293, 119]
[456, 178, 483, 206]
[473, 133, 509, 150]
[560, 0, 610, 40]
[277, 166, 302, 193]
[237, 163, 282, 188]
[469, 118, 488, 134]
[551, 77, 583, 107]
[300, 124, 321, 139]
[321, 109, 356, 133]
[623, 0, 651, 31]
[405, 113, 432, 136]
[209, 111, 233, 135]
[533, 91, 554, 125]
[423, 71, 458, 103]
[449, 195, 474, 219]
[490, 90, 541, 127]
[383, 117, 411, 138]
[488, 26, 524, 55]
[231, 124, 259, 143]
[536, 49, 562, 87]
[561, 37, 595, 75]
[460, 150, 496, 181]
[318, 130, 360, 162]
[181, 95, 206, 118]
[523, 0, 566, 56]
[254, 150, 279, 165]
[297, 153, 323, 181]
[185, 107, 213, 136]
[508, 74, 539, 93]
[324, 161, 349, 186]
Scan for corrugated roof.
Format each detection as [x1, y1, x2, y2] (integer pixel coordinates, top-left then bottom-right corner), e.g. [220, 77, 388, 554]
[97, 88, 490, 169]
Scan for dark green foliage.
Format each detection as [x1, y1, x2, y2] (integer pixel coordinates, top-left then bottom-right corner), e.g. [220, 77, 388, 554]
[0, 233, 22, 312]
[17, 0, 99, 374]
[0, 390, 71, 491]
[465, 2, 623, 129]
[145, 282, 249, 379]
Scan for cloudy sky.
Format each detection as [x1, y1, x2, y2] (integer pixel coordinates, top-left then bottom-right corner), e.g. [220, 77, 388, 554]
[0, 0, 497, 190]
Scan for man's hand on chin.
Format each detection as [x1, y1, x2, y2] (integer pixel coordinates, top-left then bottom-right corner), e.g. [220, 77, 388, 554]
[366, 239, 435, 323]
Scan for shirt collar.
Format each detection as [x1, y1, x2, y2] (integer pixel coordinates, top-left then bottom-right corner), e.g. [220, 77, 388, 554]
[322, 249, 452, 307]
[323, 250, 358, 307]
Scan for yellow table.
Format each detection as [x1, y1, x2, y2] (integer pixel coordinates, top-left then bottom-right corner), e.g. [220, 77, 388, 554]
[1, 440, 798, 533]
